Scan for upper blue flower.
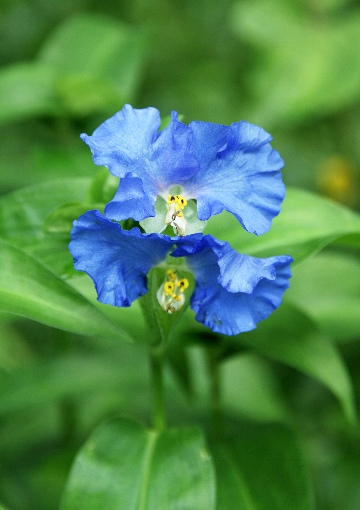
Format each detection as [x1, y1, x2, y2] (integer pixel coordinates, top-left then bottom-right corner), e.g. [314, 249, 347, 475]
[81, 104, 285, 236]
[69, 210, 292, 336]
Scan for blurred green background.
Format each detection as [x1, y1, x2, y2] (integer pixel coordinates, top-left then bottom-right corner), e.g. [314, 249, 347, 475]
[0, 0, 360, 509]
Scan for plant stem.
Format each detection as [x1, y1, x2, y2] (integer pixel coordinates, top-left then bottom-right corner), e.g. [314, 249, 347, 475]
[149, 347, 166, 431]
[207, 349, 224, 438]
[59, 398, 77, 445]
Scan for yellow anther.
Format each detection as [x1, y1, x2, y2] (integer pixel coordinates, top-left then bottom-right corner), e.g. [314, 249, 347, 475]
[164, 282, 175, 295]
[167, 195, 176, 204]
[166, 269, 177, 281]
[177, 278, 189, 292]
[173, 294, 181, 301]
[174, 195, 187, 209]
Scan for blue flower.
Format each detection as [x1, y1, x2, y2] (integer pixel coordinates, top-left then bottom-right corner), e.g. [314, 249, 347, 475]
[81, 104, 285, 236]
[69, 210, 292, 336]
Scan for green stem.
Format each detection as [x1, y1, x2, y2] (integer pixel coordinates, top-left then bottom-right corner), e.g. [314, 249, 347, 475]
[149, 347, 166, 431]
[59, 398, 77, 445]
[207, 349, 224, 438]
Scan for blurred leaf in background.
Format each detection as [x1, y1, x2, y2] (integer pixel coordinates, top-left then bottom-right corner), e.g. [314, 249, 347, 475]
[0, 11, 147, 192]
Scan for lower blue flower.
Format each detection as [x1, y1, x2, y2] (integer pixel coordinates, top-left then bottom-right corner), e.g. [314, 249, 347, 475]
[69, 210, 293, 336]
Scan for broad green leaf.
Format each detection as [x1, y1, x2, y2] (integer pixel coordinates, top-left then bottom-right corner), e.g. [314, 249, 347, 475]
[237, 303, 356, 424]
[206, 187, 360, 263]
[60, 418, 215, 510]
[0, 178, 90, 274]
[0, 63, 59, 125]
[0, 239, 126, 340]
[213, 422, 314, 510]
[69, 275, 147, 343]
[43, 202, 104, 234]
[287, 252, 360, 342]
[0, 178, 89, 243]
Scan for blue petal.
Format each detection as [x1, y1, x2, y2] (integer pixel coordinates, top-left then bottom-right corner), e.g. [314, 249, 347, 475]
[80, 105, 161, 174]
[173, 235, 292, 335]
[104, 176, 155, 221]
[184, 121, 285, 235]
[150, 111, 199, 188]
[187, 121, 228, 170]
[69, 210, 172, 307]
[82, 105, 198, 221]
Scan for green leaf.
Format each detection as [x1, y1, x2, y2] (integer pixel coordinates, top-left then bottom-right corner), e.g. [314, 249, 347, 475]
[237, 302, 356, 424]
[69, 275, 147, 343]
[43, 202, 104, 234]
[0, 177, 89, 243]
[221, 354, 289, 422]
[0, 177, 90, 274]
[287, 251, 360, 342]
[213, 421, 314, 510]
[0, 62, 59, 125]
[206, 187, 360, 263]
[60, 418, 215, 510]
[0, 239, 126, 340]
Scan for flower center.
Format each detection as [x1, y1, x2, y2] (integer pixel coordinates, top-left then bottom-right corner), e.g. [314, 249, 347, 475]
[157, 268, 189, 314]
[165, 194, 188, 236]
[139, 188, 206, 236]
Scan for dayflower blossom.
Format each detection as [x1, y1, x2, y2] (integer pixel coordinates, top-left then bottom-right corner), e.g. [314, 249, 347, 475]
[81, 104, 285, 236]
[69, 210, 292, 336]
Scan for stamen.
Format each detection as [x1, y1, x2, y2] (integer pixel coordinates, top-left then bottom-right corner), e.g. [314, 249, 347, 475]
[167, 269, 177, 281]
[157, 270, 189, 314]
[165, 193, 188, 236]
[177, 278, 189, 292]
[164, 281, 175, 295]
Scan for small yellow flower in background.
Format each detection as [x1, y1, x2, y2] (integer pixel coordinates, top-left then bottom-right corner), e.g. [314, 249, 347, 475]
[316, 156, 358, 207]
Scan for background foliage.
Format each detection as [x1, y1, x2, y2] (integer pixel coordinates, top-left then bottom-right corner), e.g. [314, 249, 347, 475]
[0, 0, 360, 509]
